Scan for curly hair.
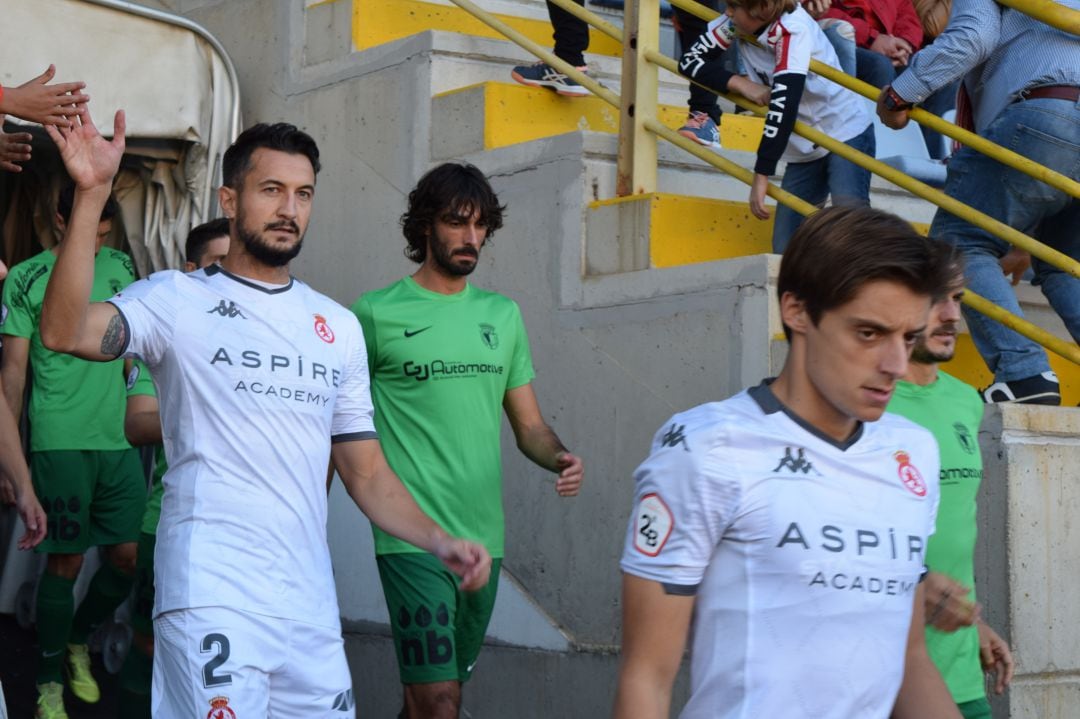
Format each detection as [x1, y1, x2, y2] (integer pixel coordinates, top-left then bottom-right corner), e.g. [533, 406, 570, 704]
[400, 163, 506, 263]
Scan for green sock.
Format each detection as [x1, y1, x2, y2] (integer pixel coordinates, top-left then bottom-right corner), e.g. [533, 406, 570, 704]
[36, 572, 76, 684]
[69, 560, 134, 644]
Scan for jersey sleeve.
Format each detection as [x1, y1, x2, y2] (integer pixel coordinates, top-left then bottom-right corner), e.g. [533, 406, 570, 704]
[125, 359, 157, 398]
[350, 294, 377, 379]
[507, 302, 536, 390]
[678, 15, 737, 94]
[755, 15, 812, 176]
[107, 271, 180, 365]
[620, 414, 741, 591]
[330, 315, 377, 443]
[0, 265, 37, 339]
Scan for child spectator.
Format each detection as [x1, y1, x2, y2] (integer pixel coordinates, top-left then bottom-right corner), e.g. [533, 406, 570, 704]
[680, 0, 874, 252]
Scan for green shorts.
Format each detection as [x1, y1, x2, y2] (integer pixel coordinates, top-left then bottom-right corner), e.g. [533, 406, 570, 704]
[377, 553, 501, 685]
[31, 448, 146, 554]
[131, 532, 157, 635]
[958, 697, 991, 719]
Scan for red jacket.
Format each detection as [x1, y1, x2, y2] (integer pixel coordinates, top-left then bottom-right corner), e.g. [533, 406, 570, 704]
[823, 0, 925, 50]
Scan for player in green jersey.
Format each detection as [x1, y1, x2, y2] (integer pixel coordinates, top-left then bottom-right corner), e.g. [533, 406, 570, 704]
[353, 163, 584, 719]
[0, 184, 143, 719]
[114, 219, 229, 719]
[887, 261, 1014, 718]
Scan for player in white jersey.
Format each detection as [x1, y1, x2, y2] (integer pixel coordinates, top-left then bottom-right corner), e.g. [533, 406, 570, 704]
[38, 109, 491, 718]
[613, 207, 962, 719]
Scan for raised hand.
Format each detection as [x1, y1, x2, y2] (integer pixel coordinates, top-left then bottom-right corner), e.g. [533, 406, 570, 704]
[0, 115, 34, 172]
[0, 65, 89, 126]
[45, 105, 126, 191]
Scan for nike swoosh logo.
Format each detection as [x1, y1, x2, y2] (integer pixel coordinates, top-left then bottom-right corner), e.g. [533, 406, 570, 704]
[404, 326, 432, 338]
[42, 649, 64, 658]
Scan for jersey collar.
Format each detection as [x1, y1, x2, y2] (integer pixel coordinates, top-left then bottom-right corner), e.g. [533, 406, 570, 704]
[748, 379, 865, 451]
[205, 263, 294, 294]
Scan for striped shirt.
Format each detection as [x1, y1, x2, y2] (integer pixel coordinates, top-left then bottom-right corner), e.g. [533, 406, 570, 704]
[891, 0, 1080, 134]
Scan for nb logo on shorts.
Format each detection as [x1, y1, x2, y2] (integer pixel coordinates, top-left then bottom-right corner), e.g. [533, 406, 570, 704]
[331, 689, 355, 711]
[397, 603, 453, 666]
[207, 300, 246, 319]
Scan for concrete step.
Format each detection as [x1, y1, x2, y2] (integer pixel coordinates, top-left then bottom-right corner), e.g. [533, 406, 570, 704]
[432, 81, 763, 158]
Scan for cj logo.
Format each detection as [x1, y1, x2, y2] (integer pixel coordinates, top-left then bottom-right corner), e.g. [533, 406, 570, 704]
[397, 603, 452, 666]
[207, 300, 246, 319]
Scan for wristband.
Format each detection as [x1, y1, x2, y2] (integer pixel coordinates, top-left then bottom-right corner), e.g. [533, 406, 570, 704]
[882, 85, 913, 111]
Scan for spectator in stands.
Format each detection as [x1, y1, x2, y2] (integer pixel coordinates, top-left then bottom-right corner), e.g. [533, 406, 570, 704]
[0, 65, 88, 174]
[877, 0, 1080, 404]
[511, 1, 592, 96]
[0, 183, 143, 719]
[680, 0, 875, 252]
[116, 219, 230, 719]
[672, 1, 727, 149]
[0, 258, 47, 551]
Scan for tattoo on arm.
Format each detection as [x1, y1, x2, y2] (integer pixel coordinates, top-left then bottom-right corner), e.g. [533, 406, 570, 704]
[100, 314, 127, 358]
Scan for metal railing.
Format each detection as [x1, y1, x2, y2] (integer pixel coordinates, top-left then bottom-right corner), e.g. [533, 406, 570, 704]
[444, 0, 1080, 366]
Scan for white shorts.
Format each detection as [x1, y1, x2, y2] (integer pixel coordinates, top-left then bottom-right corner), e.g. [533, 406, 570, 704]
[152, 606, 355, 718]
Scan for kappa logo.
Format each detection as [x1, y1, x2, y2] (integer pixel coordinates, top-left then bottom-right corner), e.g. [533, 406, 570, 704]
[479, 323, 499, 350]
[953, 422, 977, 455]
[207, 300, 246, 319]
[314, 314, 335, 343]
[773, 447, 818, 475]
[895, 450, 927, 497]
[660, 423, 690, 452]
[331, 689, 355, 712]
[206, 695, 236, 719]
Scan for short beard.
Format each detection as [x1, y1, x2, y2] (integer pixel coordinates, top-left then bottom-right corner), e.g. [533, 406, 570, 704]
[430, 238, 478, 277]
[235, 209, 303, 268]
[910, 343, 954, 365]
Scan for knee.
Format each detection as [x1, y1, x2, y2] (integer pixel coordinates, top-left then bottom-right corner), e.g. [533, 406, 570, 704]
[107, 543, 138, 576]
[405, 682, 461, 719]
[47, 552, 84, 580]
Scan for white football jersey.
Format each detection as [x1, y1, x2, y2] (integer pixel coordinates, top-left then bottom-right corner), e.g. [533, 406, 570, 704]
[111, 265, 376, 630]
[621, 382, 940, 719]
[709, 6, 871, 164]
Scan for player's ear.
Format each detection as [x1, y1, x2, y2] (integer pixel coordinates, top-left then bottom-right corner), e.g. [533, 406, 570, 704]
[779, 291, 810, 336]
[219, 185, 237, 220]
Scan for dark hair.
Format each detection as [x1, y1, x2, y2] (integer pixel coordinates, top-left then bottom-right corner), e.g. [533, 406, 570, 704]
[221, 122, 321, 189]
[57, 182, 119, 224]
[777, 206, 954, 340]
[400, 163, 506, 263]
[185, 218, 230, 267]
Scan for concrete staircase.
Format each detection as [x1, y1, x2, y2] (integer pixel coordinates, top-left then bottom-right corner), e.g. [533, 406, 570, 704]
[154, 0, 1080, 715]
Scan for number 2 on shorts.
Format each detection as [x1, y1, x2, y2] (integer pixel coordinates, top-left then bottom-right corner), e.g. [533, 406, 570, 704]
[201, 633, 233, 688]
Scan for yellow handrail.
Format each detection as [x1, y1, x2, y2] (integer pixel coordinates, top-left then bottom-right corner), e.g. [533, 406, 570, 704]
[997, 0, 1080, 34]
[443, 0, 1080, 366]
[667, 0, 1080, 200]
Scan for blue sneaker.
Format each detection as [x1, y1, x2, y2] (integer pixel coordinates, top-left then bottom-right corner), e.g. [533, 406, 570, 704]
[678, 111, 720, 149]
[511, 61, 590, 97]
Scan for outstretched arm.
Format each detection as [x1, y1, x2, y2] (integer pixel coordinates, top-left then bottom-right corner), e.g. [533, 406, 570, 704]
[612, 574, 694, 719]
[331, 438, 492, 590]
[0, 377, 45, 549]
[41, 106, 128, 360]
[503, 383, 583, 496]
[0, 65, 89, 126]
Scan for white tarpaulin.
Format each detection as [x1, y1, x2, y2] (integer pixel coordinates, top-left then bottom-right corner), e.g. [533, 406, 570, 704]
[0, 0, 239, 274]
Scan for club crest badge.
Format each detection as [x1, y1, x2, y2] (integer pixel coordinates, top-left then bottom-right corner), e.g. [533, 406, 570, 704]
[479, 323, 498, 350]
[207, 695, 237, 719]
[894, 450, 927, 497]
[314, 314, 335, 343]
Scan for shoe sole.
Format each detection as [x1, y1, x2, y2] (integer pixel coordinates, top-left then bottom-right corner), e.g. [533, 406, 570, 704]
[510, 70, 589, 97]
[985, 392, 1061, 405]
[677, 129, 721, 149]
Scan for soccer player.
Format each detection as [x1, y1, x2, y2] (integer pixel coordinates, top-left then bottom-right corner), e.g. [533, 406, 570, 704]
[39, 108, 491, 718]
[352, 162, 584, 719]
[116, 218, 230, 719]
[613, 206, 961, 719]
[1, 182, 142, 718]
[887, 261, 1014, 718]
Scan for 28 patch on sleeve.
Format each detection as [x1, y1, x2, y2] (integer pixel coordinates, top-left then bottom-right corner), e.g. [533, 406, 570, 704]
[634, 493, 674, 556]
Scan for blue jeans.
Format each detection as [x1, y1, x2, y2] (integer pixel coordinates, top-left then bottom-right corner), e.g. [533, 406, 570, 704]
[930, 96, 1080, 381]
[773, 123, 875, 253]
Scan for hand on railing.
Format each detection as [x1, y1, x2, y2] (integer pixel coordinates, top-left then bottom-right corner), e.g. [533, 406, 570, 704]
[727, 76, 771, 106]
